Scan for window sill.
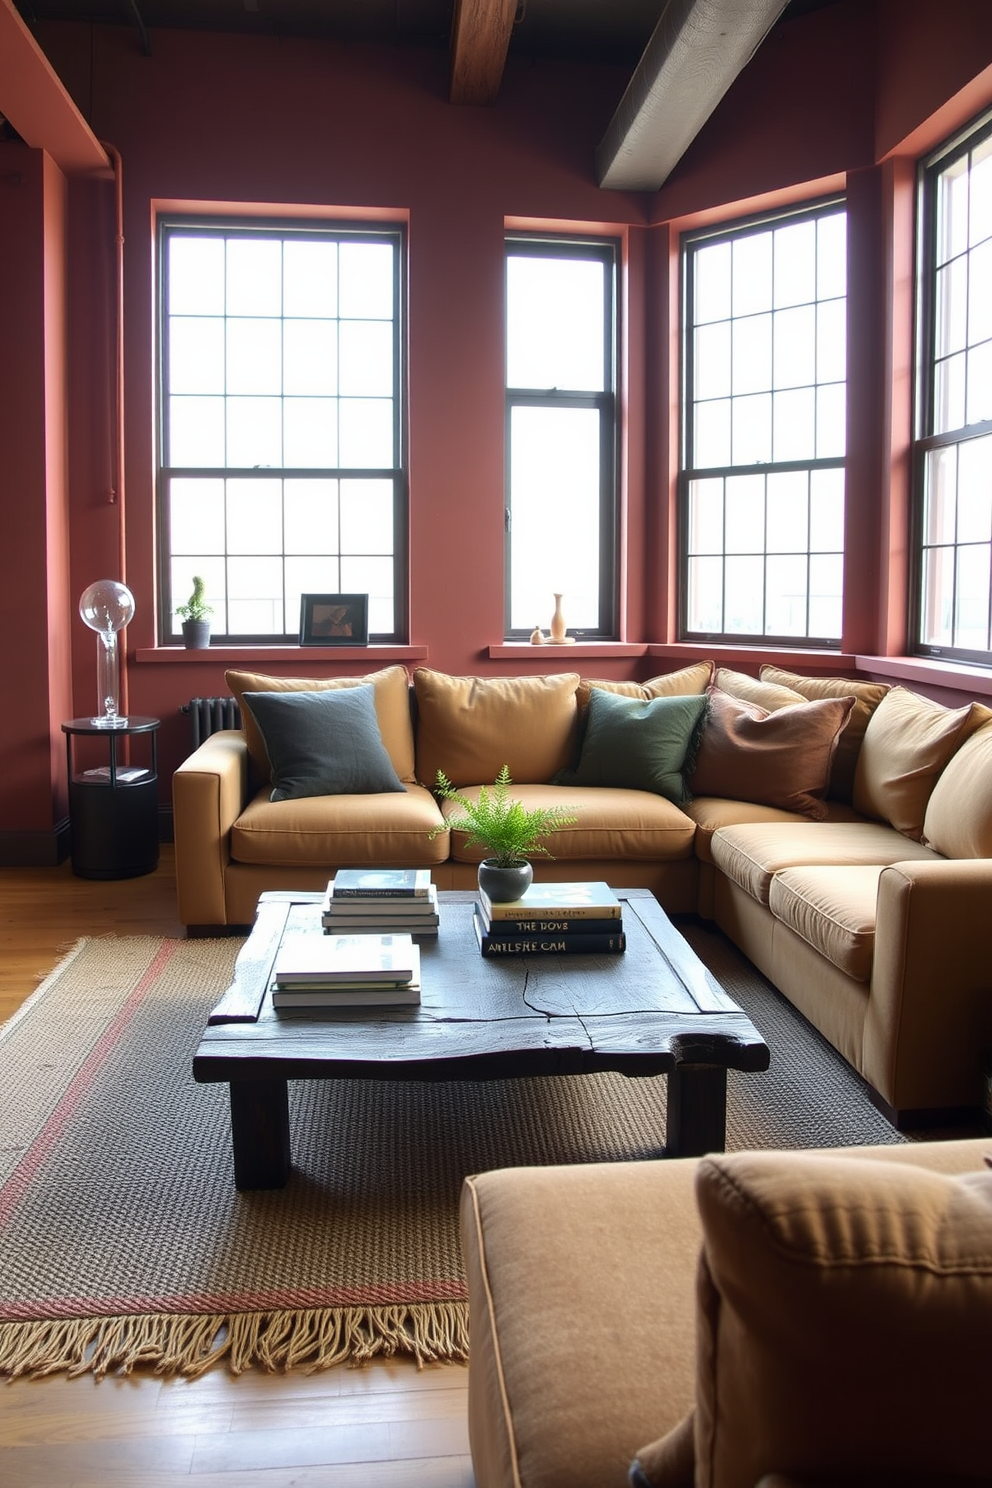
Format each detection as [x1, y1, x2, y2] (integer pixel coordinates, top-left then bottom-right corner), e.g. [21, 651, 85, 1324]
[489, 642, 649, 660]
[854, 653, 992, 698]
[135, 644, 429, 664]
[646, 642, 854, 672]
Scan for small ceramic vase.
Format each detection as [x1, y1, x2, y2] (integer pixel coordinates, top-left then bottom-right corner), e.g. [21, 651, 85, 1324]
[550, 594, 567, 643]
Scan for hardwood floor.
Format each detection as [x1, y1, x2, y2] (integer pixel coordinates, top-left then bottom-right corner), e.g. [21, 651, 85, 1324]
[0, 849, 475, 1488]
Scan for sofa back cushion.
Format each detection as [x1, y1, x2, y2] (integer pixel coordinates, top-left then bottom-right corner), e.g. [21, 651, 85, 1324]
[225, 665, 416, 784]
[713, 666, 805, 712]
[923, 717, 992, 857]
[690, 1150, 992, 1488]
[688, 688, 853, 820]
[759, 665, 890, 802]
[413, 669, 581, 787]
[575, 661, 713, 712]
[853, 685, 975, 840]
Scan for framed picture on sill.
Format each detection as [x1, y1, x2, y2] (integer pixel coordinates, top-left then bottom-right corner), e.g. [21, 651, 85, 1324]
[299, 593, 369, 647]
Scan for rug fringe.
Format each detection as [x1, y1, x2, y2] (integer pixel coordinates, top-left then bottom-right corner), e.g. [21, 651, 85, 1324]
[0, 1303, 470, 1381]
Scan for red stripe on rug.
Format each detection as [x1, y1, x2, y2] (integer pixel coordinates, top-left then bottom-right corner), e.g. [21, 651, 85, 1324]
[2, 1277, 469, 1321]
[0, 939, 183, 1231]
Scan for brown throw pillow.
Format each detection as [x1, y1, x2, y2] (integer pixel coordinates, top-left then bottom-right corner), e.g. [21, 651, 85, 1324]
[759, 665, 891, 803]
[688, 687, 853, 819]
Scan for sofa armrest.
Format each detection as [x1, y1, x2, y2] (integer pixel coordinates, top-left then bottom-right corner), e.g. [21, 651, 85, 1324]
[172, 730, 249, 928]
[865, 858, 992, 1115]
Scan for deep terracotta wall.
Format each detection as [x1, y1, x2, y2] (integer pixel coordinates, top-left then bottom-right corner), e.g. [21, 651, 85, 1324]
[5, 3, 992, 855]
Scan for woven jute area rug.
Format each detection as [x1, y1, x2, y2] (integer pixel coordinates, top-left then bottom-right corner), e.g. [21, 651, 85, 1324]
[0, 924, 902, 1382]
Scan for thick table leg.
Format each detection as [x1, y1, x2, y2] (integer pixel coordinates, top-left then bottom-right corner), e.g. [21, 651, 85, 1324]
[666, 1064, 727, 1157]
[229, 1078, 291, 1189]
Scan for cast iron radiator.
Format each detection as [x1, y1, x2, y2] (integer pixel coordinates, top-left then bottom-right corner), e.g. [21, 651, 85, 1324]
[182, 696, 242, 751]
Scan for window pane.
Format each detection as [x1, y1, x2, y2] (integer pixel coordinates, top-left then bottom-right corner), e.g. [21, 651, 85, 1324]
[285, 479, 338, 552]
[733, 232, 773, 317]
[935, 257, 968, 359]
[815, 383, 846, 458]
[687, 478, 723, 554]
[934, 351, 967, 434]
[227, 239, 282, 316]
[920, 546, 955, 645]
[773, 219, 816, 308]
[936, 156, 969, 266]
[228, 555, 284, 633]
[226, 318, 282, 396]
[284, 320, 337, 396]
[340, 478, 393, 554]
[284, 239, 337, 318]
[694, 240, 731, 324]
[816, 213, 846, 299]
[966, 339, 992, 425]
[732, 314, 772, 394]
[967, 239, 992, 343]
[169, 478, 225, 553]
[170, 395, 225, 466]
[339, 398, 394, 467]
[773, 387, 816, 462]
[339, 241, 394, 319]
[169, 555, 225, 637]
[694, 398, 731, 468]
[923, 445, 958, 545]
[732, 392, 772, 465]
[955, 543, 991, 649]
[227, 396, 282, 466]
[970, 137, 992, 245]
[339, 320, 393, 397]
[724, 555, 764, 633]
[686, 555, 723, 631]
[809, 467, 845, 550]
[816, 299, 846, 384]
[694, 322, 731, 400]
[957, 435, 992, 542]
[808, 552, 843, 638]
[508, 405, 601, 631]
[507, 255, 605, 392]
[284, 398, 338, 467]
[169, 318, 224, 395]
[766, 470, 809, 553]
[766, 554, 808, 634]
[169, 237, 224, 315]
[773, 304, 815, 389]
[226, 479, 282, 555]
[724, 473, 764, 554]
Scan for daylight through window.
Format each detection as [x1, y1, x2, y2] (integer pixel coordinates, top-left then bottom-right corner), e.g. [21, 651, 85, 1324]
[682, 202, 847, 644]
[915, 116, 992, 662]
[158, 218, 405, 643]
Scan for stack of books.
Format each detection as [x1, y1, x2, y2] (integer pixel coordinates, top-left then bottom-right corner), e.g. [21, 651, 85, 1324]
[321, 868, 440, 937]
[473, 881, 626, 957]
[271, 931, 421, 1009]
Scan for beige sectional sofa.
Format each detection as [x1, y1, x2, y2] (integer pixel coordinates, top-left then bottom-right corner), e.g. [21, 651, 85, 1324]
[460, 1134, 992, 1488]
[171, 658, 992, 1125]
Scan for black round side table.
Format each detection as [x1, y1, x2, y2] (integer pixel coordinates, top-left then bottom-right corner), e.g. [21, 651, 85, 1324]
[61, 716, 160, 879]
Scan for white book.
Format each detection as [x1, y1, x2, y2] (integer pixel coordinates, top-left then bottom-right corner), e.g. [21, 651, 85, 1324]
[273, 932, 417, 986]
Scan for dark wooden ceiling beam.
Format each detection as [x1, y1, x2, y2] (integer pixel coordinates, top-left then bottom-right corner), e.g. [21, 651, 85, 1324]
[449, 0, 517, 106]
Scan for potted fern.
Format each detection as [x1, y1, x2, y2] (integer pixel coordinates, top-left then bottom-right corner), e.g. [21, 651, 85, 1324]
[175, 576, 213, 649]
[429, 764, 577, 902]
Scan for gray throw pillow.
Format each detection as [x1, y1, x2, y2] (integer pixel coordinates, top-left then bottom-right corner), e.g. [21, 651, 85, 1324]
[241, 684, 404, 802]
[556, 689, 709, 805]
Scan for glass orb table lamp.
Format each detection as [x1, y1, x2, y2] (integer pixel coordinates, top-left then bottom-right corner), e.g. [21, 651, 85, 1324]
[79, 579, 135, 728]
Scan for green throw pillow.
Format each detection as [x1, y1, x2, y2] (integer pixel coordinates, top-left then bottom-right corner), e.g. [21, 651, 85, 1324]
[556, 689, 709, 805]
[241, 684, 404, 802]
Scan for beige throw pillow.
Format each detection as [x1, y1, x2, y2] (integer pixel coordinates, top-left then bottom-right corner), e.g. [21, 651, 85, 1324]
[225, 665, 416, 784]
[714, 666, 805, 712]
[759, 665, 890, 802]
[413, 668, 581, 787]
[852, 685, 975, 839]
[922, 717, 992, 858]
[576, 661, 713, 712]
[688, 688, 853, 819]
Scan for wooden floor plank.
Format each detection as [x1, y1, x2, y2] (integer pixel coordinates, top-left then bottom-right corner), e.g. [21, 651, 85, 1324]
[0, 854, 475, 1487]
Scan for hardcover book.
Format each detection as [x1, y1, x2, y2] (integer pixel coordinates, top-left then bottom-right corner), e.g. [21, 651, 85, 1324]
[330, 868, 433, 899]
[478, 881, 622, 922]
[273, 932, 417, 986]
[473, 911, 625, 957]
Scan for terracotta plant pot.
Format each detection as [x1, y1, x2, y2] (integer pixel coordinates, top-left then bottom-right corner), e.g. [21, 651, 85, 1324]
[478, 858, 534, 904]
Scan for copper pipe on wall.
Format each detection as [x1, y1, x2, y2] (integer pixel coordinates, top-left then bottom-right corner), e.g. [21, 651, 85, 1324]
[101, 140, 129, 718]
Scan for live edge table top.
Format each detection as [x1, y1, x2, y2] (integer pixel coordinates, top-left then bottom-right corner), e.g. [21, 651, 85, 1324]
[193, 888, 770, 1188]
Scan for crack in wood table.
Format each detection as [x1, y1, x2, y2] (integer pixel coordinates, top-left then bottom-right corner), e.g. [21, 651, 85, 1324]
[193, 888, 770, 1190]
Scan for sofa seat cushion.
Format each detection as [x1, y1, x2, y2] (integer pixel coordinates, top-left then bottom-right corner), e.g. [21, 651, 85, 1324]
[441, 784, 697, 863]
[767, 864, 884, 981]
[230, 783, 449, 867]
[686, 798, 865, 865]
[710, 821, 940, 906]
[414, 668, 581, 788]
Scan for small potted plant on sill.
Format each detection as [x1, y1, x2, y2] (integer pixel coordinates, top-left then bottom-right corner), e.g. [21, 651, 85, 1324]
[428, 764, 577, 903]
[175, 576, 213, 649]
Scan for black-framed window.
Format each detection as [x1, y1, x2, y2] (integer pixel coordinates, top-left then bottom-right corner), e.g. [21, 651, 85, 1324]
[914, 113, 992, 663]
[157, 217, 406, 643]
[504, 237, 617, 639]
[681, 201, 847, 644]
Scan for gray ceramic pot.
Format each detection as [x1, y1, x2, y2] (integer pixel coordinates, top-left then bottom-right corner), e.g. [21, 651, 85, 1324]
[181, 619, 212, 649]
[478, 858, 534, 904]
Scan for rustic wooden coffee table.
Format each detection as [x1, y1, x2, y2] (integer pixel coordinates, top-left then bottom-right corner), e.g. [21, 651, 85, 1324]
[193, 888, 770, 1189]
